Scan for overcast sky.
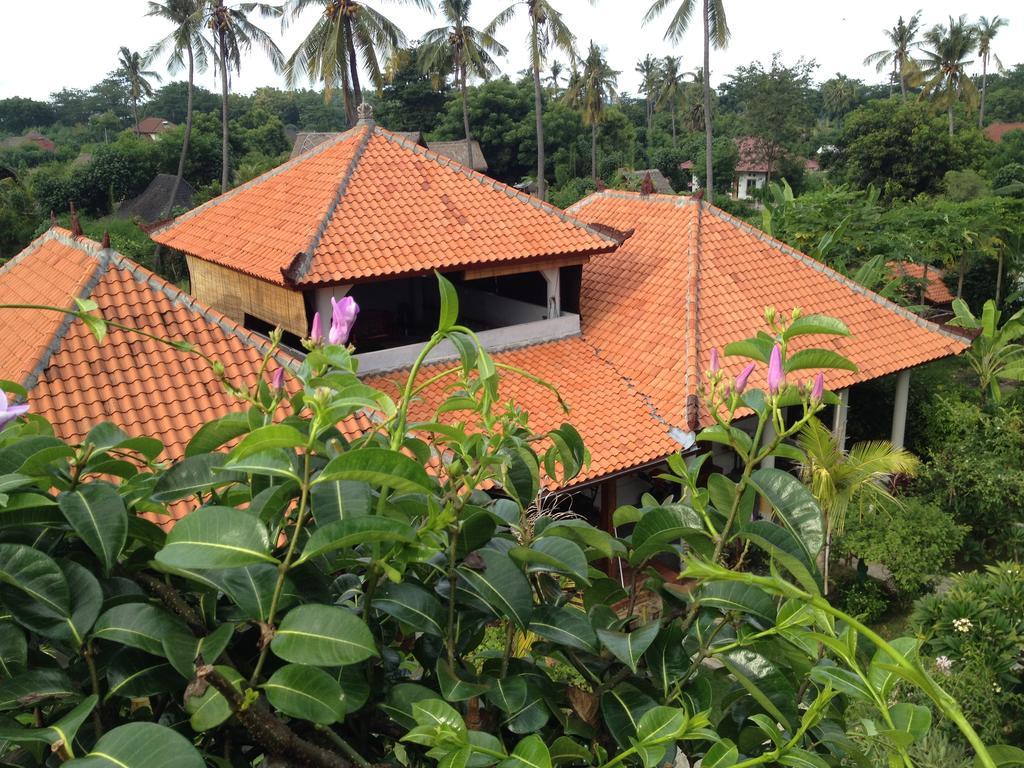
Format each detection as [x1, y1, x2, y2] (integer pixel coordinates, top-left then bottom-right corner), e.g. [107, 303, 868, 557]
[1, 1, 1021, 101]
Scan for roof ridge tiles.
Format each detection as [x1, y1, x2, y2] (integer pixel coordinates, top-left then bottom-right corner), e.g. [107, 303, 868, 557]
[683, 202, 701, 432]
[150, 124, 366, 240]
[700, 203, 967, 347]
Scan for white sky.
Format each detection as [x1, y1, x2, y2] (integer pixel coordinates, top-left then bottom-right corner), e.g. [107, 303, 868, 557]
[1, 1, 1021, 101]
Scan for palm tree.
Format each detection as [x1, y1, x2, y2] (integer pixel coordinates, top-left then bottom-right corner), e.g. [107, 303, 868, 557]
[655, 55, 691, 148]
[148, 0, 212, 219]
[285, 0, 429, 128]
[487, 0, 578, 201]
[797, 417, 919, 594]
[919, 15, 980, 135]
[976, 15, 1007, 128]
[117, 47, 162, 136]
[563, 41, 618, 183]
[821, 73, 858, 126]
[419, 0, 506, 172]
[643, 0, 729, 200]
[635, 54, 660, 146]
[545, 60, 564, 94]
[864, 12, 923, 99]
[202, 1, 284, 192]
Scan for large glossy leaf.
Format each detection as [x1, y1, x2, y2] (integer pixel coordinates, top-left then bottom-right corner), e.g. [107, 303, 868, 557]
[510, 537, 590, 584]
[719, 650, 795, 731]
[316, 448, 436, 493]
[436, 660, 489, 701]
[978, 745, 1024, 767]
[597, 622, 660, 672]
[163, 623, 234, 678]
[272, 604, 377, 666]
[151, 454, 240, 502]
[264, 664, 345, 724]
[503, 446, 540, 509]
[636, 706, 688, 745]
[867, 637, 919, 700]
[645, 622, 687, 698]
[436, 271, 459, 331]
[783, 315, 851, 339]
[58, 482, 127, 573]
[310, 480, 372, 523]
[457, 549, 533, 629]
[502, 735, 552, 768]
[380, 683, 438, 729]
[185, 413, 250, 457]
[601, 683, 657, 748]
[0, 544, 70, 622]
[888, 703, 931, 743]
[184, 665, 243, 731]
[784, 349, 857, 373]
[0, 668, 77, 711]
[703, 739, 739, 768]
[0, 694, 96, 752]
[93, 604, 188, 656]
[337, 665, 370, 716]
[155, 506, 276, 569]
[105, 649, 181, 699]
[808, 662, 872, 701]
[483, 676, 528, 714]
[298, 516, 417, 564]
[212, 564, 297, 622]
[541, 519, 623, 560]
[373, 582, 446, 636]
[749, 468, 824, 557]
[697, 582, 778, 623]
[60, 560, 103, 647]
[231, 424, 305, 461]
[737, 521, 821, 595]
[0, 622, 27, 677]
[529, 605, 599, 653]
[63, 722, 204, 767]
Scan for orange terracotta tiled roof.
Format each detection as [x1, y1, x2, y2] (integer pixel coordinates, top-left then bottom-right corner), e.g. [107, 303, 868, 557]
[0, 228, 298, 521]
[888, 261, 956, 305]
[362, 337, 680, 487]
[983, 122, 1024, 143]
[152, 122, 617, 287]
[569, 191, 968, 433]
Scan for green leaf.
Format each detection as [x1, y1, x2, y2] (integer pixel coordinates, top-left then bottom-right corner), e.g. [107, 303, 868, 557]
[867, 637, 919, 700]
[510, 537, 590, 584]
[186, 413, 251, 457]
[0, 668, 77, 711]
[163, 623, 234, 678]
[808, 663, 872, 701]
[783, 314, 851, 340]
[93, 604, 188, 656]
[0, 694, 96, 751]
[502, 735, 552, 768]
[272, 604, 378, 666]
[0, 543, 70, 622]
[155, 506, 276, 569]
[978, 745, 1024, 767]
[503, 446, 540, 509]
[529, 605, 598, 653]
[264, 664, 345, 725]
[541, 519, 623, 559]
[725, 338, 773, 362]
[58, 482, 127, 573]
[784, 348, 858, 374]
[698, 582, 778, 622]
[317, 448, 436, 493]
[777, 748, 831, 768]
[105, 649, 180, 699]
[373, 582, 446, 636]
[437, 271, 459, 331]
[410, 697, 467, 738]
[152, 454, 239, 502]
[550, 736, 590, 765]
[0, 622, 27, 677]
[636, 706, 688, 745]
[60, 560, 103, 646]
[458, 549, 533, 629]
[299, 516, 417, 564]
[889, 703, 931, 743]
[231, 424, 306, 461]
[436, 660, 489, 702]
[381, 683, 437, 729]
[703, 739, 739, 768]
[310, 480, 372, 523]
[737, 521, 820, 595]
[597, 622, 660, 672]
[211, 564, 295, 622]
[63, 722, 204, 767]
[483, 676, 528, 714]
[223, 448, 299, 480]
[749, 468, 824, 557]
[601, 684, 657, 748]
[184, 665, 242, 731]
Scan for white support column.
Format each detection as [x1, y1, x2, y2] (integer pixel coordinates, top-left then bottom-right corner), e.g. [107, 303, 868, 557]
[832, 389, 849, 450]
[891, 370, 911, 449]
[541, 268, 560, 319]
[760, 418, 777, 470]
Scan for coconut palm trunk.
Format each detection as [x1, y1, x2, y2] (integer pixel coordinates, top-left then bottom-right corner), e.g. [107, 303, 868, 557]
[530, 13, 546, 200]
[979, 57, 988, 128]
[167, 46, 195, 217]
[591, 123, 598, 183]
[701, 0, 713, 200]
[344, 15, 362, 123]
[948, 104, 954, 136]
[670, 107, 676, 147]
[898, 62, 906, 99]
[460, 61, 473, 171]
[996, 252, 1004, 306]
[218, 31, 231, 191]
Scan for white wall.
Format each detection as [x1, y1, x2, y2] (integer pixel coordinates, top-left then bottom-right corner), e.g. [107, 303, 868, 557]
[313, 285, 353, 324]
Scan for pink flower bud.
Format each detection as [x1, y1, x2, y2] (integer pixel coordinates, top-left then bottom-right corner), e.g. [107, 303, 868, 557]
[734, 362, 756, 394]
[709, 348, 720, 375]
[0, 390, 28, 430]
[767, 344, 784, 395]
[310, 312, 323, 344]
[811, 372, 824, 402]
[271, 367, 285, 392]
[328, 296, 359, 346]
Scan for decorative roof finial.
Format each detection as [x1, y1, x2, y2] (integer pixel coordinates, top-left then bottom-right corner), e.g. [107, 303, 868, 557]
[356, 101, 374, 125]
[69, 202, 83, 237]
[101, 231, 110, 249]
[641, 171, 655, 196]
[50, 210, 57, 227]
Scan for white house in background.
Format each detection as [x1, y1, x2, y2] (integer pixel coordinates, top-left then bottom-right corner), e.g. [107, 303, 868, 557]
[679, 137, 822, 200]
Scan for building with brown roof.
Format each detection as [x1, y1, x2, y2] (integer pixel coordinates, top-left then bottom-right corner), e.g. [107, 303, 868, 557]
[0, 131, 56, 152]
[136, 117, 176, 140]
[983, 122, 1024, 143]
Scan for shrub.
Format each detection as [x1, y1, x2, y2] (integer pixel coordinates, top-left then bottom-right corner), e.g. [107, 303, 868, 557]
[0, 293, 999, 767]
[836, 496, 967, 599]
[834, 575, 890, 623]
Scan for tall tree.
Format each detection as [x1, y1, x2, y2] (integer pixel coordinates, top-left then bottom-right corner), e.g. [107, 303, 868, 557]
[643, 0, 729, 200]
[545, 60, 564, 94]
[487, 0, 578, 200]
[635, 54, 660, 145]
[419, 0, 506, 170]
[655, 55, 690, 147]
[202, 0, 283, 192]
[562, 41, 618, 182]
[117, 47, 162, 136]
[821, 73, 860, 126]
[148, 0, 212, 219]
[864, 13, 923, 99]
[285, 0, 429, 128]
[919, 15, 979, 135]
[976, 15, 1007, 128]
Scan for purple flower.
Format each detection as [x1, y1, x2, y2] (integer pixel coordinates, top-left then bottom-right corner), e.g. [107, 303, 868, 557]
[709, 348, 720, 375]
[328, 296, 359, 346]
[271, 367, 285, 392]
[734, 362, 756, 394]
[767, 344, 784, 394]
[0, 390, 29, 430]
[310, 312, 323, 344]
[811, 372, 824, 402]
